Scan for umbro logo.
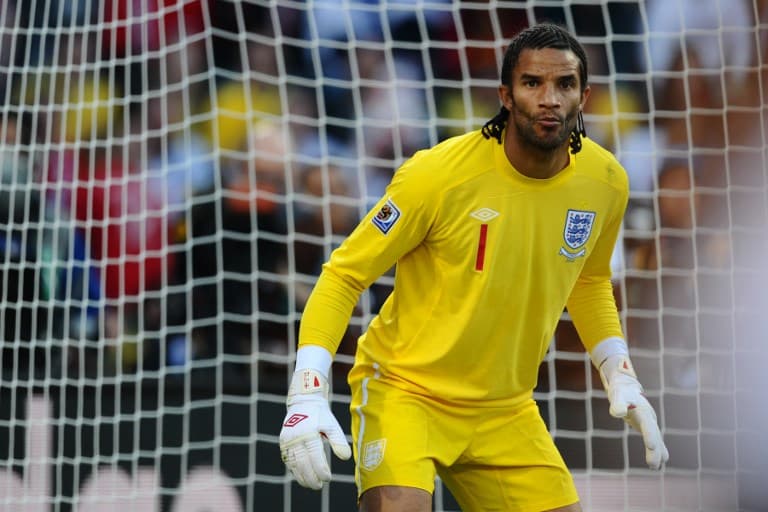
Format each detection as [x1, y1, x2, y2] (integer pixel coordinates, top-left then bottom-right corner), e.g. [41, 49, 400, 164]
[469, 208, 499, 222]
[283, 413, 308, 427]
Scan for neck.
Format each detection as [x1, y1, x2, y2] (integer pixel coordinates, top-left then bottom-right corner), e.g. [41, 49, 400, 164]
[502, 129, 571, 179]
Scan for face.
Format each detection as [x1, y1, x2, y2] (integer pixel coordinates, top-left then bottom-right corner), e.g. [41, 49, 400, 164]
[499, 47, 589, 152]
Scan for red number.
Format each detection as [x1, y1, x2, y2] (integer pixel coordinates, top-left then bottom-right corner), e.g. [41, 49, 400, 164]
[474, 224, 488, 271]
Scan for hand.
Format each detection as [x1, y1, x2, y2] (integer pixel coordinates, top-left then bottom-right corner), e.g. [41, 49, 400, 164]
[279, 369, 352, 489]
[599, 354, 669, 469]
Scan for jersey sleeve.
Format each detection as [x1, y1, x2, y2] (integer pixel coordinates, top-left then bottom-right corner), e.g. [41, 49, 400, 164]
[566, 175, 629, 352]
[298, 153, 442, 354]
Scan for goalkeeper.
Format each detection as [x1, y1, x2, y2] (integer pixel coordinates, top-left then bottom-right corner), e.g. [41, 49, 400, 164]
[279, 22, 668, 512]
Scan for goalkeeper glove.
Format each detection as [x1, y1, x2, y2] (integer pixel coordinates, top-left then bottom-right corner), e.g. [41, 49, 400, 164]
[279, 368, 352, 489]
[598, 353, 669, 470]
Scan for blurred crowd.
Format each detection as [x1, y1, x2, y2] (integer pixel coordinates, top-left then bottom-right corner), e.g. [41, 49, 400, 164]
[0, 0, 766, 472]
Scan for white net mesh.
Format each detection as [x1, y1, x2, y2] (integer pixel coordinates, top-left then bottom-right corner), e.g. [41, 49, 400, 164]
[0, 1, 766, 511]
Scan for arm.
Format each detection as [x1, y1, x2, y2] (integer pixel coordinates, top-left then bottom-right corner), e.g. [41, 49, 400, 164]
[568, 180, 668, 469]
[280, 154, 439, 488]
[278, 269, 364, 489]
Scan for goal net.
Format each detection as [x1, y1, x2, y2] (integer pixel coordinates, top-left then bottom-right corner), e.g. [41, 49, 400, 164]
[0, 1, 766, 511]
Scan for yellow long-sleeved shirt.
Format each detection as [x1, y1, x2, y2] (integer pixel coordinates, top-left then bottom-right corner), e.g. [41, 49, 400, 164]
[299, 130, 628, 407]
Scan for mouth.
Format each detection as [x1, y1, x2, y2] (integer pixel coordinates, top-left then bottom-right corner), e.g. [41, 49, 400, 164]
[536, 116, 562, 129]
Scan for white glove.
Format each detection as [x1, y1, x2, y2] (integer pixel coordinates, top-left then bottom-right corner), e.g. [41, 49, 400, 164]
[279, 368, 352, 489]
[599, 354, 670, 470]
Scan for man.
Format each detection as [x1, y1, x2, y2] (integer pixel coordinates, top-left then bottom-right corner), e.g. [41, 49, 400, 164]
[279, 23, 668, 512]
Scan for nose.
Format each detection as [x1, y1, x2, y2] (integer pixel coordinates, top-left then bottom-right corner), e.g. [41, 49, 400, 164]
[539, 83, 561, 108]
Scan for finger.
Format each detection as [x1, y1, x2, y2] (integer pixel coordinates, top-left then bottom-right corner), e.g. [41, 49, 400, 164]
[281, 432, 328, 488]
[306, 436, 333, 484]
[293, 442, 324, 489]
[646, 444, 665, 469]
[609, 387, 630, 418]
[660, 440, 670, 464]
[632, 406, 667, 470]
[644, 430, 669, 470]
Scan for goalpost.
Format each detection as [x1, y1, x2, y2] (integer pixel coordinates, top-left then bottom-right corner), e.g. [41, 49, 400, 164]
[0, 1, 766, 511]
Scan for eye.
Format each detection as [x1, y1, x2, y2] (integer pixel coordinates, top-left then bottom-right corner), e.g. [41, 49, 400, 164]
[523, 78, 539, 88]
[560, 77, 577, 89]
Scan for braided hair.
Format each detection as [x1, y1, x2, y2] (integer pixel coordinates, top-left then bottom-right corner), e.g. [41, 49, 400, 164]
[481, 23, 588, 154]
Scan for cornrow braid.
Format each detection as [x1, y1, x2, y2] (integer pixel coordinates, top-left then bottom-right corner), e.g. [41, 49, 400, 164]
[569, 111, 586, 154]
[481, 106, 509, 144]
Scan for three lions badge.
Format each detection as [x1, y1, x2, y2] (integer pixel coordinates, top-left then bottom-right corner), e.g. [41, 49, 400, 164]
[559, 209, 595, 261]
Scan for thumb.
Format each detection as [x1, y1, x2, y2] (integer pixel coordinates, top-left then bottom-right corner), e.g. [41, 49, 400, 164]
[609, 387, 630, 418]
[320, 414, 352, 460]
[323, 420, 352, 460]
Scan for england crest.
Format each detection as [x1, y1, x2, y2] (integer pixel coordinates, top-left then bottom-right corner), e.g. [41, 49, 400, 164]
[561, 209, 596, 259]
[361, 439, 387, 471]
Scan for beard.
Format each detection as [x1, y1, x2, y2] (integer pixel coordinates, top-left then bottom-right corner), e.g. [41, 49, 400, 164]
[510, 102, 579, 152]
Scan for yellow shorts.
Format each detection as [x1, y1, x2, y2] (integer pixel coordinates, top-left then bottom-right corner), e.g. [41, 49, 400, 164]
[349, 366, 580, 511]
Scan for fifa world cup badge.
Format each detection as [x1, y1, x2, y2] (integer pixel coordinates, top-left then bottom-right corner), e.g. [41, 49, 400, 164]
[371, 198, 401, 234]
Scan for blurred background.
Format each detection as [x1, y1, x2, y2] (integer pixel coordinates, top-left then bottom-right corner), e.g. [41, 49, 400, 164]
[0, 1, 766, 510]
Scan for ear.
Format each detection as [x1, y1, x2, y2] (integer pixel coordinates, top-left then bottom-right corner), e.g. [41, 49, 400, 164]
[498, 84, 514, 111]
[579, 85, 591, 111]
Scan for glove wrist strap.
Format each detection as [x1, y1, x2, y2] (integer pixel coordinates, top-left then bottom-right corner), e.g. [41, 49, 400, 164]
[287, 368, 329, 405]
[599, 354, 641, 392]
[589, 336, 628, 369]
[295, 344, 333, 378]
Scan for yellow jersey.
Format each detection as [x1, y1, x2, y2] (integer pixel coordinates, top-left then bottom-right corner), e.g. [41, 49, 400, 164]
[299, 130, 628, 406]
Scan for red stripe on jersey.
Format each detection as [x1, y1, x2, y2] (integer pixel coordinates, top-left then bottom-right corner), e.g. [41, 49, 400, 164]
[475, 224, 488, 271]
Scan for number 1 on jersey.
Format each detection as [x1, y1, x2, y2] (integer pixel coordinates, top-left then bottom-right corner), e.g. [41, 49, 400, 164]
[474, 224, 488, 271]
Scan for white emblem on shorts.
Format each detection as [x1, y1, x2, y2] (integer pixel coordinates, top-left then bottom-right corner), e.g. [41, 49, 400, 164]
[361, 439, 387, 471]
